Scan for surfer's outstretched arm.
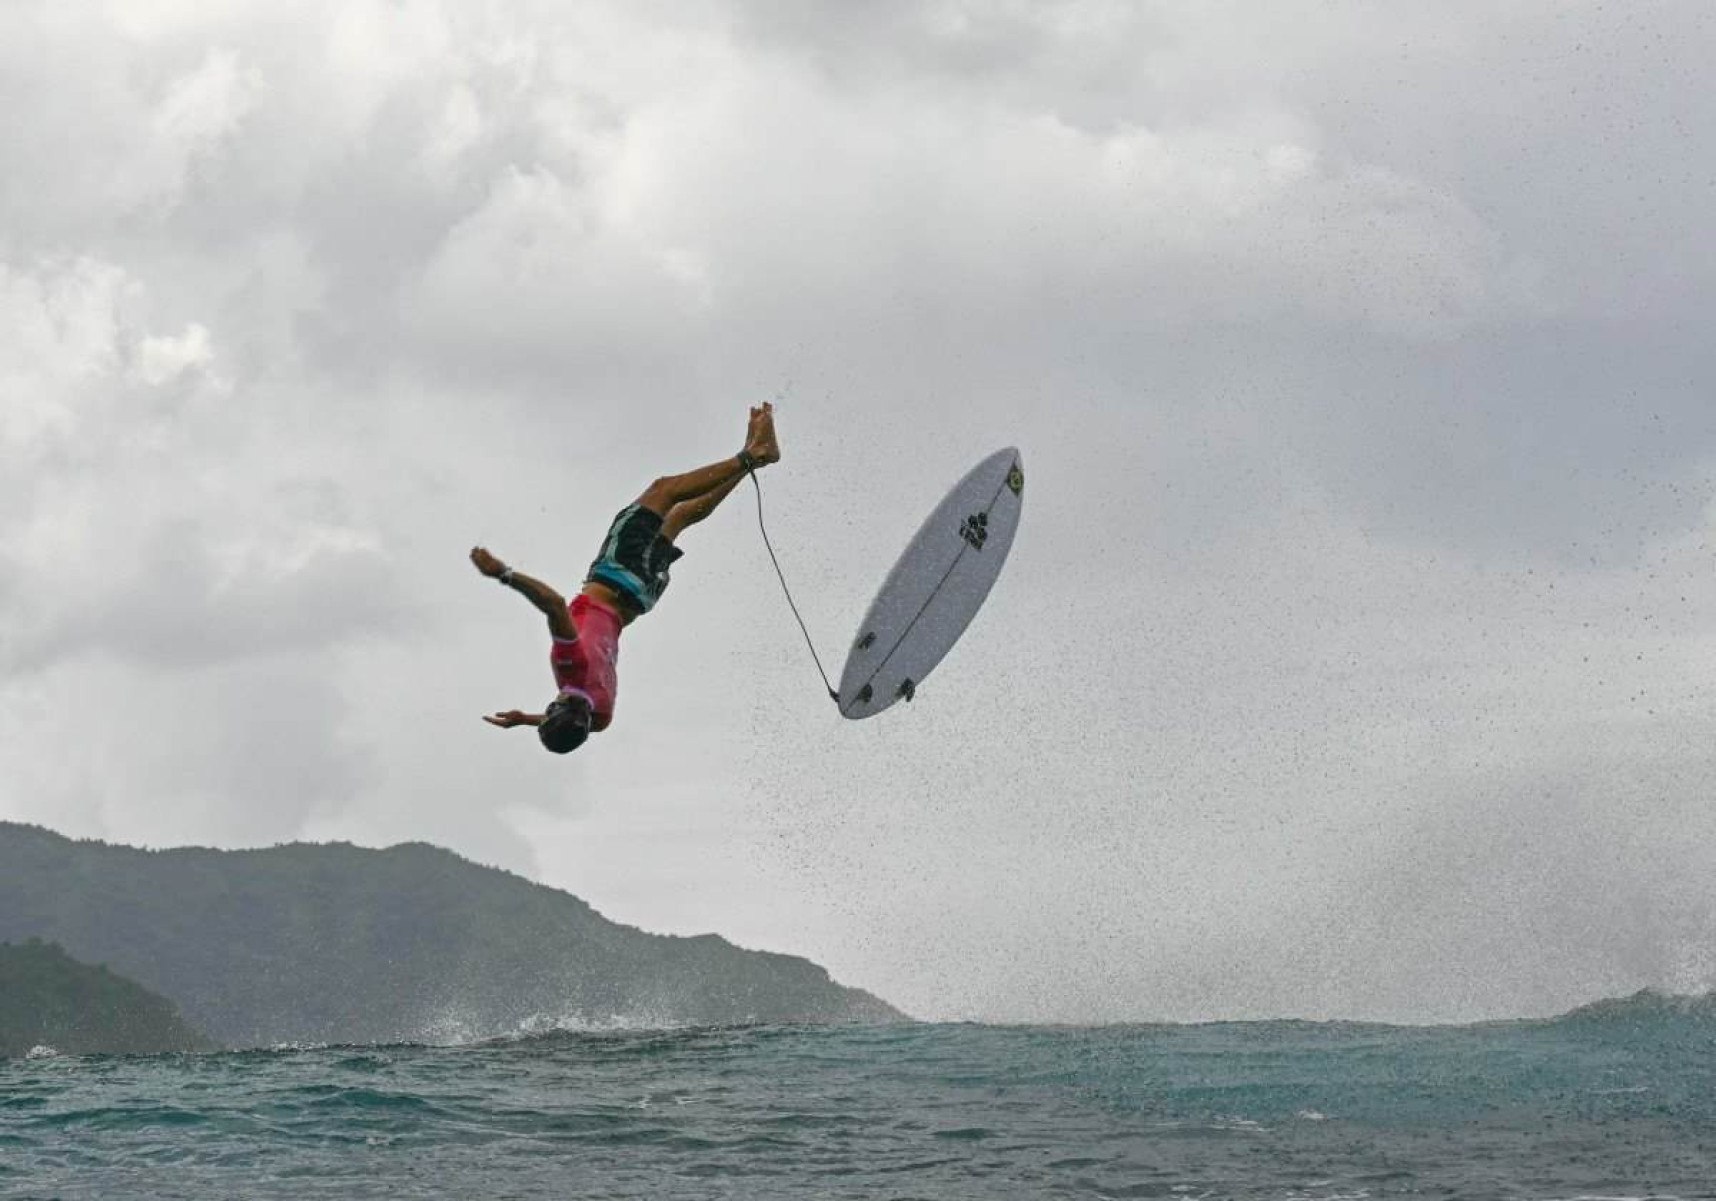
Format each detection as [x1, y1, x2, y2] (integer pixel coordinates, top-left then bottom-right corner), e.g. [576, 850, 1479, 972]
[483, 710, 544, 729]
[470, 548, 575, 640]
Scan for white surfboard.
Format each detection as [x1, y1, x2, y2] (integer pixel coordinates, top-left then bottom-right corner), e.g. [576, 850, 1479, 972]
[837, 447, 1024, 719]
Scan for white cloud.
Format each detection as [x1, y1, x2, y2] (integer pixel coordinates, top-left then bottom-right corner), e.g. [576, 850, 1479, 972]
[148, 48, 262, 192]
[134, 322, 214, 385]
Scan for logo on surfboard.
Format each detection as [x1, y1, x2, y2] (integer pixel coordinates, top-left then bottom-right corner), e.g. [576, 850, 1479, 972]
[1007, 464, 1023, 496]
[959, 511, 990, 550]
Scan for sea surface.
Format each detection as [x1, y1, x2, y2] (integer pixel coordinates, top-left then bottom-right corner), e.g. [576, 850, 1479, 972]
[5, 1002, 1716, 1200]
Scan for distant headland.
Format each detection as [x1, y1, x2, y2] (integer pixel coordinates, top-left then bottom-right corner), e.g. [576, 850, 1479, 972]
[0, 822, 903, 1052]
[0, 938, 213, 1057]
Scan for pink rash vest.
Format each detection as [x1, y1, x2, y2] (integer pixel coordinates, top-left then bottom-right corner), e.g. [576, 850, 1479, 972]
[548, 593, 622, 731]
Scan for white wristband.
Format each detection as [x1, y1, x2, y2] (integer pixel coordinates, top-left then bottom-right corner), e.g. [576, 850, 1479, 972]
[499, 568, 515, 586]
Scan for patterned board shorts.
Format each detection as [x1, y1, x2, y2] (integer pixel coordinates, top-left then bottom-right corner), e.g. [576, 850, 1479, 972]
[585, 504, 684, 615]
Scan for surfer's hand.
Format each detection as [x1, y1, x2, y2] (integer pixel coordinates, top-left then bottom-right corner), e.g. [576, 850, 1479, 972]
[483, 710, 531, 728]
[470, 547, 506, 578]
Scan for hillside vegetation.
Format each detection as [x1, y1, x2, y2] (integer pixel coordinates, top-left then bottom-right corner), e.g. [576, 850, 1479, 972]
[0, 823, 901, 1048]
[0, 939, 212, 1057]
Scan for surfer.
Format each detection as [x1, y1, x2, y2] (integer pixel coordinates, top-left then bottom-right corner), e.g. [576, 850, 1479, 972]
[470, 403, 782, 753]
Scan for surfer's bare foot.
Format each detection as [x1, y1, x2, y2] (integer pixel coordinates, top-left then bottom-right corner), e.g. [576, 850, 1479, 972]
[745, 402, 781, 466]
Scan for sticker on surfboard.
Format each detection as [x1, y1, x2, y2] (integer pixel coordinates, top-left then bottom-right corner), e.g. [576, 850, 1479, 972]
[836, 447, 1024, 719]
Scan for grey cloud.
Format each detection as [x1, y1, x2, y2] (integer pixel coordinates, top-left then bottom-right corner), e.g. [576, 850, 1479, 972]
[0, 254, 416, 678]
[5, 1, 1716, 1023]
[11, 516, 407, 675]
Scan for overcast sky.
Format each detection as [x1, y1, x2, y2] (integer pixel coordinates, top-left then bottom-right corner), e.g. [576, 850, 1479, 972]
[4, 0, 1715, 1025]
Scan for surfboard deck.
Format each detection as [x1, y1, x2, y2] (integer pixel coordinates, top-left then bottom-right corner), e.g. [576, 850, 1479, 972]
[837, 447, 1024, 719]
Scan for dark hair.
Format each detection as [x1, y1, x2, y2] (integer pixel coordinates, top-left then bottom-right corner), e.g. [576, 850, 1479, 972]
[539, 694, 592, 754]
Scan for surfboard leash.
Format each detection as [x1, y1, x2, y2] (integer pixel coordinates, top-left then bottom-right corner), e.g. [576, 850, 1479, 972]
[745, 469, 840, 703]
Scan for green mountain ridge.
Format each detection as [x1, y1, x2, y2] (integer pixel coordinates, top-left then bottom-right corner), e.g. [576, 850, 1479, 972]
[0, 939, 213, 1057]
[0, 822, 903, 1047]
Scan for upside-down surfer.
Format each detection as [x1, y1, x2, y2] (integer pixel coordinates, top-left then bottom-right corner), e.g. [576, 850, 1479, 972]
[469, 403, 781, 754]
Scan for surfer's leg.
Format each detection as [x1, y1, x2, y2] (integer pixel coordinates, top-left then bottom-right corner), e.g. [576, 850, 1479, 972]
[636, 404, 778, 518]
[661, 474, 744, 543]
[636, 456, 750, 518]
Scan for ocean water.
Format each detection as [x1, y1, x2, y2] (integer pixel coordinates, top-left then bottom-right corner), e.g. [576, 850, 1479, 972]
[4, 1007, 1716, 1200]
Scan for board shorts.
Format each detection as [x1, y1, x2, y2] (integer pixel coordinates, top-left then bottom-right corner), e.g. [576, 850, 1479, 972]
[584, 504, 684, 616]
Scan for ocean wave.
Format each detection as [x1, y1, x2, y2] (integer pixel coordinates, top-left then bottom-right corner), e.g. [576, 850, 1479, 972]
[6, 1022, 1716, 1198]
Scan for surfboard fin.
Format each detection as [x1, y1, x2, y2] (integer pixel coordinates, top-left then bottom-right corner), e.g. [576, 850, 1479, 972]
[897, 679, 915, 702]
